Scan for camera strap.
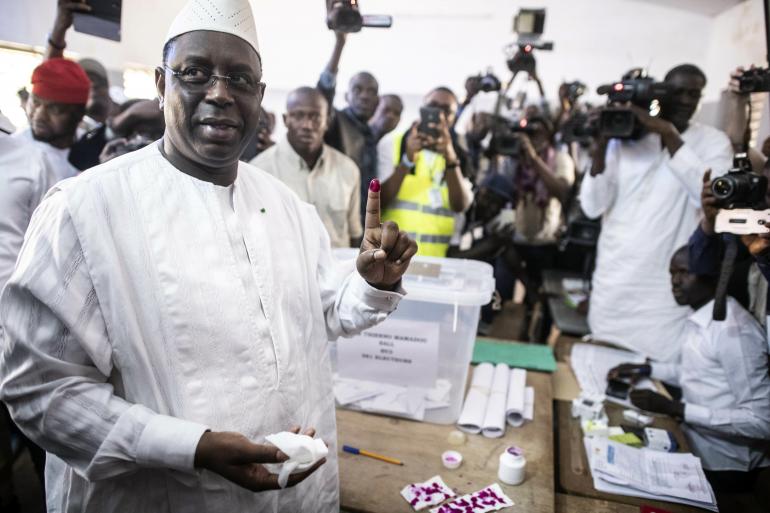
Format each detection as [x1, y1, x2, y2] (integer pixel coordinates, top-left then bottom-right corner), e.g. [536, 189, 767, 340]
[713, 236, 738, 321]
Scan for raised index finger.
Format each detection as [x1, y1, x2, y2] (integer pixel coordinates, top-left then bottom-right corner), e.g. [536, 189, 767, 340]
[365, 179, 381, 230]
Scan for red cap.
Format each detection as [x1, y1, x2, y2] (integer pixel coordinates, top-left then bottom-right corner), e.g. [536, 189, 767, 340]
[31, 58, 91, 105]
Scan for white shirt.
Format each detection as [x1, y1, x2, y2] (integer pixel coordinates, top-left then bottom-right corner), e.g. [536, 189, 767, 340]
[0, 134, 57, 292]
[252, 137, 363, 248]
[580, 123, 732, 361]
[13, 128, 79, 182]
[0, 143, 404, 513]
[652, 298, 770, 472]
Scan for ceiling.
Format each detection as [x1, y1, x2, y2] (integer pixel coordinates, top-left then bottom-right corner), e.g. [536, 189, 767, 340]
[627, 0, 748, 16]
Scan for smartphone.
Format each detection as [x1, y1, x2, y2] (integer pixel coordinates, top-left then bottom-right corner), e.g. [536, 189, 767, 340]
[418, 106, 441, 138]
[605, 378, 631, 400]
[73, 0, 122, 42]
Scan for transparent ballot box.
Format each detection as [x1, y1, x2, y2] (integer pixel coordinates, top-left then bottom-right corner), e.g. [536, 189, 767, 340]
[330, 250, 494, 424]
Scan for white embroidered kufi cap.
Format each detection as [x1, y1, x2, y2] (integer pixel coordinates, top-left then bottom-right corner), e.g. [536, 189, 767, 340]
[165, 0, 260, 56]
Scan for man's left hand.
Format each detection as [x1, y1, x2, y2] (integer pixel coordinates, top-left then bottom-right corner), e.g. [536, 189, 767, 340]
[629, 390, 684, 420]
[432, 113, 458, 164]
[357, 179, 418, 289]
[741, 232, 770, 261]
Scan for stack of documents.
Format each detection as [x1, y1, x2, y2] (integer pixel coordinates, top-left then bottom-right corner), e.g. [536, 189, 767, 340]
[333, 375, 451, 421]
[570, 343, 657, 407]
[584, 437, 717, 511]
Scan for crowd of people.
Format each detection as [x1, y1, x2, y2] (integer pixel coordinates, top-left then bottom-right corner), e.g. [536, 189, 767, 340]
[0, 0, 768, 511]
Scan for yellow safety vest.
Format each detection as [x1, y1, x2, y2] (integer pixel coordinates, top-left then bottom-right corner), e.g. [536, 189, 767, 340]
[382, 132, 455, 257]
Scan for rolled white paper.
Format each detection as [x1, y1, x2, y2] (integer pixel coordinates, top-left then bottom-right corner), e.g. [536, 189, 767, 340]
[481, 363, 510, 438]
[457, 363, 495, 434]
[505, 368, 528, 427]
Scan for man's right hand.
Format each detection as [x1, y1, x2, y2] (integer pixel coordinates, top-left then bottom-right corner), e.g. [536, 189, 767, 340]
[194, 427, 326, 492]
[700, 169, 718, 235]
[607, 363, 651, 382]
[53, 1, 91, 38]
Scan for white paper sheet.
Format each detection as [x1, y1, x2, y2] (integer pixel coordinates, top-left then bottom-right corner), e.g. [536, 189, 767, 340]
[584, 437, 717, 511]
[505, 368, 527, 427]
[481, 363, 510, 438]
[457, 363, 495, 434]
[333, 376, 452, 421]
[570, 343, 656, 406]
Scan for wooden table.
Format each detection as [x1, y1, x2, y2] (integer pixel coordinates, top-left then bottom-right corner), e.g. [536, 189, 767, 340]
[554, 400, 707, 513]
[337, 371, 555, 513]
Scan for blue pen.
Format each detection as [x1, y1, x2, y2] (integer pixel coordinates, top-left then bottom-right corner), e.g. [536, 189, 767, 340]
[342, 445, 404, 465]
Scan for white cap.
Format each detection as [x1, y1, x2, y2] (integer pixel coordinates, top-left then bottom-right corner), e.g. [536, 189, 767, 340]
[165, 0, 260, 56]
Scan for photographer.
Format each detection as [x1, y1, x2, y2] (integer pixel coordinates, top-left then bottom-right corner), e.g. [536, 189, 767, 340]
[379, 87, 474, 257]
[580, 64, 733, 362]
[499, 115, 575, 341]
[317, 31, 380, 221]
[608, 246, 770, 499]
[446, 173, 515, 262]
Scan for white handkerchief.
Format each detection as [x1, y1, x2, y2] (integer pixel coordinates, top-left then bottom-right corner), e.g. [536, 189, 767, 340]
[264, 432, 328, 488]
[401, 475, 456, 511]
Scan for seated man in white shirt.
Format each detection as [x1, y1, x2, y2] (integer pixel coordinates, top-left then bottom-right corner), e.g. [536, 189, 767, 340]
[609, 246, 770, 496]
[252, 87, 362, 248]
[581, 64, 733, 362]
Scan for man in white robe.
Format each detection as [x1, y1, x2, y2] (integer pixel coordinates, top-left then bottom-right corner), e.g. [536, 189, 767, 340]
[0, 1, 417, 512]
[580, 64, 732, 362]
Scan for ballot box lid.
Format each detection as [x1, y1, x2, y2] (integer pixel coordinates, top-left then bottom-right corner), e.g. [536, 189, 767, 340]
[333, 249, 495, 306]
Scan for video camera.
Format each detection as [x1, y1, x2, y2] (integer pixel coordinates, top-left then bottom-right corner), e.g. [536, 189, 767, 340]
[713, 153, 770, 235]
[595, 71, 671, 140]
[326, 0, 392, 33]
[505, 9, 553, 75]
[737, 67, 770, 93]
[560, 111, 598, 147]
[490, 117, 539, 157]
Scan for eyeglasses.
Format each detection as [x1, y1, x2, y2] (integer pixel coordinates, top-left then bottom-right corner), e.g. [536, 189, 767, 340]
[163, 65, 265, 96]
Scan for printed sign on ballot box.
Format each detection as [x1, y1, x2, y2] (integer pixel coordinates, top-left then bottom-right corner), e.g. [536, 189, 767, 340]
[337, 319, 439, 388]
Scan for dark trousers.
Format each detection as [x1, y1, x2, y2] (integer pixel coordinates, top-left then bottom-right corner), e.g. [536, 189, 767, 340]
[704, 467, 762, 494]
[488, 243, 557, 342]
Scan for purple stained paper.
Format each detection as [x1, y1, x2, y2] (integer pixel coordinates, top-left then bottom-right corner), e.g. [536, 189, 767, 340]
[429, 484, 514, 513]
[400, 476, 457, 511]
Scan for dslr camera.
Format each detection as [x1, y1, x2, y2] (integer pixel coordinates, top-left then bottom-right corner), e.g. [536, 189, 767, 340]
[564, 81, 587, 104]
[326, 0, 392, 33]
[505, 9, 553, 75]
[596, 71, 671, 140]
[713, 153, 770, 235]
[737, 67, 770, 93]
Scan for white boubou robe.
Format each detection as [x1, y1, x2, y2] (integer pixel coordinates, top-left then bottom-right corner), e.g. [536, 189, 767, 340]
[0, 143, 403, 513]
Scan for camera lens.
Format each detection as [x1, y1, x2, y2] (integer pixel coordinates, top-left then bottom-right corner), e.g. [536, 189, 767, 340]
[712, 177, 734, 199]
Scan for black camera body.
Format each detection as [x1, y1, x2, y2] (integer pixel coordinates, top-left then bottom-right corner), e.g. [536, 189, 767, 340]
[326, 0, 392, 33]
[490, 118, 538, 157]
[712, 153, 767, 209]
[479, 72, 502, 93]
[560, 111, 598, 147]
[506, 8, 553, 75]
[738, 67, 770, 93]
[596, 76, 671, 140]
[564, 81, 587, 104]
